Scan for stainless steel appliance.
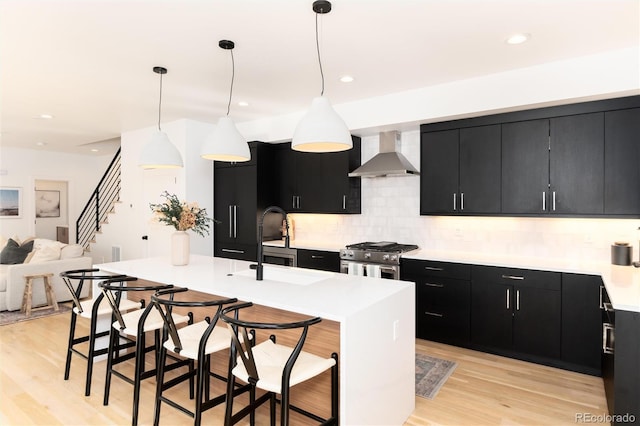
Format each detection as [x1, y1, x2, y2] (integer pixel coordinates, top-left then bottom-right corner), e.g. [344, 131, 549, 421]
[340, 241, 419, 280]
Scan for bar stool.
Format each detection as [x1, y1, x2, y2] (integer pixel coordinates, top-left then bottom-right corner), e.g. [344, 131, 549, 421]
[60, 268, 142, 396]
[220, 302, 339, 426]
[22, 273, 58, 316]
[151, 287, 245, 426]
[99, 276, 192, 426]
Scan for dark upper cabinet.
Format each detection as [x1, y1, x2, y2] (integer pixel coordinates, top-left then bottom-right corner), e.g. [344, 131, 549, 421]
[502, 119, 550, 214]
[421, 95, 640, 218]
[274, 137, 361, 214]
[549, 113, 604, 215]
[420, 129, 459, 214]
[213, 142, 277, 261]
[421, 125, 501, 214]
[604, 108, 640, 215]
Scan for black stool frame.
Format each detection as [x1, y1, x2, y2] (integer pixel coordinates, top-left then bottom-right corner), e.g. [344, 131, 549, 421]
[221, 302, 339, 426]
[60, 268, 134, 396]
[152, 287, 244, 426]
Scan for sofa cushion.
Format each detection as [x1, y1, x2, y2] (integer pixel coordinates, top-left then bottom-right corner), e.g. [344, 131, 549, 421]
[27, 239, 66, 263]
[60, 244, 84, 259]
[0, 239, 34, 264]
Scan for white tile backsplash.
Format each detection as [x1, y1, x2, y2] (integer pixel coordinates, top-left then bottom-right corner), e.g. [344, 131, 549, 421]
[290, 130, 640, 265]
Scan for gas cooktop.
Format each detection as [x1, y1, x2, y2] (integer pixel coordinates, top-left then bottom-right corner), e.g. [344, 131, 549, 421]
[345, 241, 419, 253]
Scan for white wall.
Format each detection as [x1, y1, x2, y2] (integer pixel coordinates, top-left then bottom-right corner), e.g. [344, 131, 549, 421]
[0, 147, 112, 246]
[91, 119, 215, 264]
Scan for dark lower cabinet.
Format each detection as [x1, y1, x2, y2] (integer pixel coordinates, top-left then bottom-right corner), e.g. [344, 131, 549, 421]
[561, 273, 602, 375]
[471, 265, 561, 360]
[401, 259, 471, 347]
[297, 249, 340, 272]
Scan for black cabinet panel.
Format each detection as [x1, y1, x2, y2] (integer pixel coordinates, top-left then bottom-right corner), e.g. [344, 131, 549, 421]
[471, 265, 561, 359]
[502, 119, 550, 214]
[604, 108, 640, 215]
[550, 113, 604, 214]
[561, 273, 602, 374]
[297, 249, 340, 272]
[459, 125, 501, 213]
[420, 129, 459, 214]
[274, 137, 361, 214]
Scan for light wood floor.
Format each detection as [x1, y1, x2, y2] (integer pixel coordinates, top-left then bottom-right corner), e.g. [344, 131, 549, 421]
[0, 309, 609, 425]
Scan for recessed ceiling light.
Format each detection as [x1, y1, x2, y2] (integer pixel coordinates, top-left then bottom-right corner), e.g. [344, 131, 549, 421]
[339, 75, 354, 83]
[90, 148, 99, 152]
[34, 114, 54, 119]
[506, 33, 531, 45]
[36, 141, 47, 146]
[238, 101, 249, 107]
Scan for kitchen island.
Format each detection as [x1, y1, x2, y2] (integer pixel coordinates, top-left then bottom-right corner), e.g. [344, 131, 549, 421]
[96, 255, 416, 426]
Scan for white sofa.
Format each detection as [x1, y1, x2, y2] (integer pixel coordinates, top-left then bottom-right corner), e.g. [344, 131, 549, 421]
[0, 238, 92, 312]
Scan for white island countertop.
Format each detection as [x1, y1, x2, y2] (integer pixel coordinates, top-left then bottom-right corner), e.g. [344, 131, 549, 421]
[95, 255, 416, 426]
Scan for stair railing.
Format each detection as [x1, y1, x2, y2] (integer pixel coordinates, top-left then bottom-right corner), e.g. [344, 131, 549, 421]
[76, 147, 121, 250]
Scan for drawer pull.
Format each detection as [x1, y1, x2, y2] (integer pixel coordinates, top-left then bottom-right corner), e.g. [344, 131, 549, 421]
[222, 248, 245, 254]
[425, 283, 444, 288]
[501, 274, 525, 280]
[603, 323, 614, 354]
[423, 266, 444, 272]
[311, 255, 324, 259]
[425, 311, 444, 318]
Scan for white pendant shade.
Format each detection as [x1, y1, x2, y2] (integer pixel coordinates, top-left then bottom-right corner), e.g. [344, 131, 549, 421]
[292, 96, 352, 152]
[138, 131, 184, 169]
[201, 116, 250, 162]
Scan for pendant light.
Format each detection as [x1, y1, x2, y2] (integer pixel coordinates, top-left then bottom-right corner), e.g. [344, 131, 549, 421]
[292, 0, 352, 153]
[201, 40, 250, 162]
[138, 67, 184, 169]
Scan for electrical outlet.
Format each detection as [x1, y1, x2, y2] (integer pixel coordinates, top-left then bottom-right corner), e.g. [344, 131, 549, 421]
[584, 234, 593, 244]
[393, 319, 399, 341]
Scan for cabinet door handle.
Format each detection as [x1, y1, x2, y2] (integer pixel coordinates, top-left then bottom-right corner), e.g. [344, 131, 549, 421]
[222, 248, 245, 254]
[297, 196, 301, 209]
[599, 285, 604, 309]
[233, 205, 238, 238]
[342, 195, 346, 210]
[292, 195, 296, 209]
[460, 192, 464, 211]
[516, 289, 520, 311]
[542, 191, 546, 211]
[425, 282, 444, 288]
[506, 288, 510, 310]
[603, 323, 614, 354]
[552, 191, 556, 211]
[424, 266, 444, 272]
[311, 255, 324, 259]
[228, 205, 233, 238]
[425, 311, 444, 318]
[501, 274, 525, 281]
[453, 193, 457, 211]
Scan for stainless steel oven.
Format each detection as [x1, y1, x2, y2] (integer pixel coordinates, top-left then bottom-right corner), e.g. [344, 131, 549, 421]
[262, 245, 297, 267]
[339, 241, 418, 280]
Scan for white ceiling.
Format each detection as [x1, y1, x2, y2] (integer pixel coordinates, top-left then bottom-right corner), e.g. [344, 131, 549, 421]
[1, 0, 638, 156]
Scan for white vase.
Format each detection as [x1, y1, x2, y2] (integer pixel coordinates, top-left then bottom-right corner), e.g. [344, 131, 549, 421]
[171, 231, 190, 266]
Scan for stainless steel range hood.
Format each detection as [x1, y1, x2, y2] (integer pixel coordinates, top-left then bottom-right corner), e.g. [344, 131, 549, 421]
[348, 131, 419, 177]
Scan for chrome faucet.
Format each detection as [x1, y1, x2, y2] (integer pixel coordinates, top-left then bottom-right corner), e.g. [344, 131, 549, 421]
[256, 206, 290, 280]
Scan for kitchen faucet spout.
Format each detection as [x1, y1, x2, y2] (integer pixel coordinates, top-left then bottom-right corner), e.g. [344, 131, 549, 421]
[256, 206, 290, 280]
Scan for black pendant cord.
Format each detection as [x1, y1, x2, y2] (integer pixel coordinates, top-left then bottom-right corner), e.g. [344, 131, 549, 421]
[227, 48, 234, 116]
[316, 12, 325, 96]
[157, 71, 163, 131]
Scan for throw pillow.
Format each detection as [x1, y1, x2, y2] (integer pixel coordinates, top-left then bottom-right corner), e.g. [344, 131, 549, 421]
[0, 238, 35, 264]
[60, 244, 84, 259]
[27, 239, 66, 263]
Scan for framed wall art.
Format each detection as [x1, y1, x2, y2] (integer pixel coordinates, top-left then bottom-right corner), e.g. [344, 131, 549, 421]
[0, 187, 22, 218]
[35, 190, 61, 218]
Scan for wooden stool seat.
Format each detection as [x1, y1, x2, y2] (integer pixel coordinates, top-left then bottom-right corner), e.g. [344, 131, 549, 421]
[21, 273, 58, 317]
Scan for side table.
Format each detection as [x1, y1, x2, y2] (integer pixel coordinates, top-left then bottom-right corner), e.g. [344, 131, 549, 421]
[21, 273, 59, 317]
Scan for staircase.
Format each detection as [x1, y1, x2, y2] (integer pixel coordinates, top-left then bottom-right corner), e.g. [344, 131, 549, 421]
[76, 148, 121, 251]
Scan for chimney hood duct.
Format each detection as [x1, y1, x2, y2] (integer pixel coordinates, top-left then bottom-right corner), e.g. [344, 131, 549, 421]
[348, 131, 419, 177]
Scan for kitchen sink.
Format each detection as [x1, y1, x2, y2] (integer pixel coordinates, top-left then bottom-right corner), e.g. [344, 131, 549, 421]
[232, 265, 333, 285]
